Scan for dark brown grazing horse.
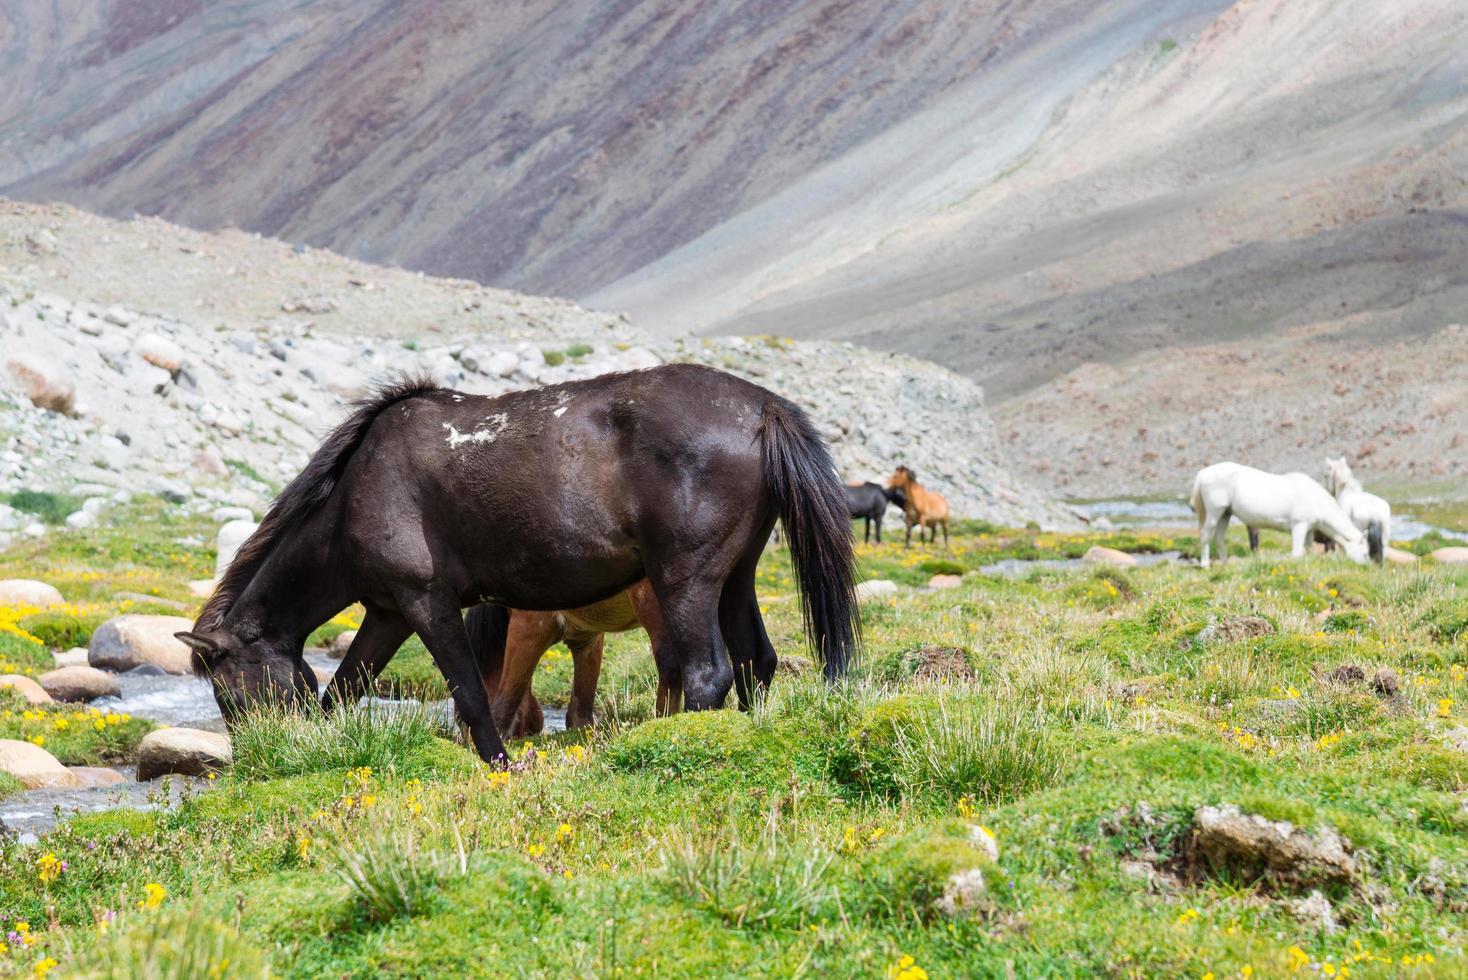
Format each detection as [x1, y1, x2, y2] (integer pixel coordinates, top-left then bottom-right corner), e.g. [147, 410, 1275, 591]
[460, 580, 673, 737]
[176, 364, 859, 764]
[844, 482, 890, 544]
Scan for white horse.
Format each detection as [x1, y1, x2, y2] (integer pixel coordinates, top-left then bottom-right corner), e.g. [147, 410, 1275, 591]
[1325, 457, 1390, 565]
[1189, 462, 1368, 568]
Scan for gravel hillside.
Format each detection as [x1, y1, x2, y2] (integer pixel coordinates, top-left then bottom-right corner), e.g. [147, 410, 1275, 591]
[0, 200, 1077, 543]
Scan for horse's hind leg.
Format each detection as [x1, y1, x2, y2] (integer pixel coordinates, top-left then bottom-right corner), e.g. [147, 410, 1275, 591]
[395, 588, 509, 764]
[1211, 513, 1230, 566]
[655, 580, 730, 711]
[645, 539, 741, 712]
[630, 584, 682, 716]
[719, 549, 777, 711]
[564, 630, 604, 729]
[1200, 507, 1224, 568]
[491, 612, 560, 736]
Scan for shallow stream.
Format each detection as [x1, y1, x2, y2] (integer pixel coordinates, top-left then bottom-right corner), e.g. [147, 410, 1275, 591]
[1, 652, 565, 842]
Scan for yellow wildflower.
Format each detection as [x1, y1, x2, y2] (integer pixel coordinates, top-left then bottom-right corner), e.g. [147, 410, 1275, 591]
[887, 954, 928, 980]
[137, 882, 167, 910]
[1438, 699, 1453, 718]
[36, 852, 63, 883]
[1286, 945, 1310, 972]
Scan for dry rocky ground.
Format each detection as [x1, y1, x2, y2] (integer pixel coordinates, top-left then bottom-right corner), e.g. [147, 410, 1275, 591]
[0, 200, 1077, 541]
[996, 318, 1468, 500]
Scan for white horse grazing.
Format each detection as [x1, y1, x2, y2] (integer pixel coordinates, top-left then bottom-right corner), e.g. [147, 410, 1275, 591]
[1325, 457, 1390, 565]
[1189, 462, 1368, 568]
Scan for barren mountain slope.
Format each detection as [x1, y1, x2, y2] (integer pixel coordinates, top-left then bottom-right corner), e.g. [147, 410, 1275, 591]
[0, 0, 1143, 298]
[605, 0, 1468, 385]
[6, 0, 1468, 498]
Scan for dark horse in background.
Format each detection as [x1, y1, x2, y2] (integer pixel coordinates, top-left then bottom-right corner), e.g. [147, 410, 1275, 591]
[844, 482, 891, 544]
[176, 364, 860, 764]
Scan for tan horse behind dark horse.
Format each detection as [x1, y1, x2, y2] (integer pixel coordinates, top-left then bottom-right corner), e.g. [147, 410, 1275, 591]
[466, 581, 684, 737]
[886, 466, 949, 548]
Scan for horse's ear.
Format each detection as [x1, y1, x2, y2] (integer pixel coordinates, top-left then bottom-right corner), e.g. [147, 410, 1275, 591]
[176, 631, 226, 676]
[175, 631, 220, 658]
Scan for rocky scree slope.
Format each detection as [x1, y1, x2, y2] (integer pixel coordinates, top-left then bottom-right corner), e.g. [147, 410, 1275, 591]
[0, 202, 1077, 539]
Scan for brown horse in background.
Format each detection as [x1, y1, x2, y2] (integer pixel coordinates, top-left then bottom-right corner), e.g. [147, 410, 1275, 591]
[886, 466, 949, 547]
[465, 581, 682, 737]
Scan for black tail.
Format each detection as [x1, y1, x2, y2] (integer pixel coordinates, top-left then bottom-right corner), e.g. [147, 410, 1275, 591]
[1367, 521, 1384, 565]
[463, 602, 512, 684]
[759, 398, 860, 679]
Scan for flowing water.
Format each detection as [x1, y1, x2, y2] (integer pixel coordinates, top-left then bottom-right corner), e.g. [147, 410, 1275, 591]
[978, 550, 1183, 577]
[1, 651, 565, 842]
[1078, 498, 1467, 541]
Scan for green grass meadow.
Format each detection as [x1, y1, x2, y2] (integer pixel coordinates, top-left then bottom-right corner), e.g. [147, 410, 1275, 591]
[0, 509, 1465, 977]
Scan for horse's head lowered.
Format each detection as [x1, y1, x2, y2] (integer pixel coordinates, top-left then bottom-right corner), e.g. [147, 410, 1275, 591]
[175, 623, 318, 726]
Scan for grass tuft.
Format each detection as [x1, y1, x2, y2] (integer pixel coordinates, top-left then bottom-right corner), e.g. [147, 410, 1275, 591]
[325, 814, 468, 925]
[659, 824, 835, 931]
[80, 903, 271, 978]
[230, 701, 461, 781]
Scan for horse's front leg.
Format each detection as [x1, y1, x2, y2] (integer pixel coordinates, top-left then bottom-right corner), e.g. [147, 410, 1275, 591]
[321, 608, 413, 714]
[396, 588, 509, 765]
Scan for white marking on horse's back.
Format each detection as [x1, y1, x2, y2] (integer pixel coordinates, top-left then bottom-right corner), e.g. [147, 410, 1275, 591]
[442, 412, 510, 448]
[553, 406, 567, 418]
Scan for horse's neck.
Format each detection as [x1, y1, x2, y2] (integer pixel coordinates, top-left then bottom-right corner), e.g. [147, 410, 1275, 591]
[1316, 499, 1360, 542]
[1341, 476, 1362, 495]
[228, 516, 353, 644]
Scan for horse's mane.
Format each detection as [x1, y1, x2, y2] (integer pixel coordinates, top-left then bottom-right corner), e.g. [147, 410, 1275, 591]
[194, 375, 441, 637]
